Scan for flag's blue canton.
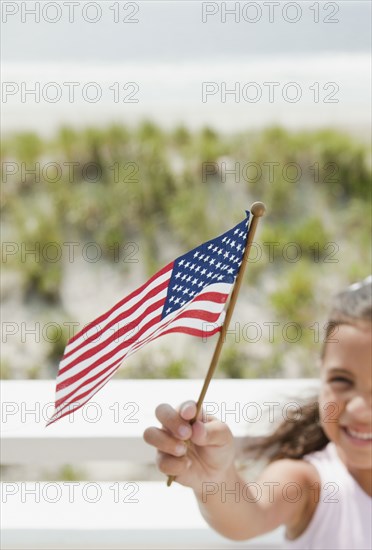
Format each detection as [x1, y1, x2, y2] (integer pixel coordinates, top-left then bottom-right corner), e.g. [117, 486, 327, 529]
[161, 213, 250, 319]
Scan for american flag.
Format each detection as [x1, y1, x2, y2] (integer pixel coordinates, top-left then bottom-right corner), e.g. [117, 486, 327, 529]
[47, 212, 250, 425]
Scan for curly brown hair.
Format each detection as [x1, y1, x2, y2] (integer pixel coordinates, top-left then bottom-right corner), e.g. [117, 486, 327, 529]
[245, 276, 372, 462]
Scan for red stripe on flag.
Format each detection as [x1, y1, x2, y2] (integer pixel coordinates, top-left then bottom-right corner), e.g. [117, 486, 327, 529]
[48, 362, 121, 426]
[64, 270, 172, 359]
[57, 310, 164, 392]
[161, 325, 222, 338]
[192, 291, 229, 304]
[59, 296, 166, 376]
[55, 358, 122, 409]
[68, 262, 173, 345]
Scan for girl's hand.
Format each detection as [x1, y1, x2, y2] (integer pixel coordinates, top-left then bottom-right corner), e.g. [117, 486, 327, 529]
[143, 400, 236, 492]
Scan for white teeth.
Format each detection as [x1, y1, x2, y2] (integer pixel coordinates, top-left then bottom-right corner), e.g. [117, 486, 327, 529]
[346, 428, 372, 440]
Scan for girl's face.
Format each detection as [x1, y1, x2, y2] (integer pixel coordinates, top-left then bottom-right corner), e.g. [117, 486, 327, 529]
[319, 322, 372, 470]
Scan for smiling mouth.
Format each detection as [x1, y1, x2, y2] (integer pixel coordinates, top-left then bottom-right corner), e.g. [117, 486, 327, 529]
[342, 427, 372, 443]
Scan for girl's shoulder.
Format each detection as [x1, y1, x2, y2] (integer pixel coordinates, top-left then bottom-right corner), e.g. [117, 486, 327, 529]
[258, 454, 321, 488]
[257, 456, 321, 539]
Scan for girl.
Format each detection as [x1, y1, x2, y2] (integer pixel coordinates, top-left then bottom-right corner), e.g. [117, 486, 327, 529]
[143, 276, 372, 549]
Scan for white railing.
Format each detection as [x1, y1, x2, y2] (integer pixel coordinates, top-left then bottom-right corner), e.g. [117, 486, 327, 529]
[1, 379, 319, 549]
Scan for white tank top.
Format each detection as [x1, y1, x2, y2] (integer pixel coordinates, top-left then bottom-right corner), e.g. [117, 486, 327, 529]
[284, 442, 372, 549]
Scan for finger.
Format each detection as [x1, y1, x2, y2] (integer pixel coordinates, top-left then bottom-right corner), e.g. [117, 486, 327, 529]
[143, 427, 188, 457]
[178, 401, 216, 424]
[190, 419, 233, 447]
[178, 400, 198, 421]
[155, 403, 192, 440]
[156, 451, 192, 476]
[177, 401, 214, 422]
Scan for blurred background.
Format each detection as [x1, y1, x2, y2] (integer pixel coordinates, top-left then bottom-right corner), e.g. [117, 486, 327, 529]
[1, 1, 371, 480]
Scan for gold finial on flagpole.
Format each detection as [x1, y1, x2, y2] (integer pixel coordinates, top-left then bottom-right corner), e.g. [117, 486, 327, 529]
[250, 201, 266, 217]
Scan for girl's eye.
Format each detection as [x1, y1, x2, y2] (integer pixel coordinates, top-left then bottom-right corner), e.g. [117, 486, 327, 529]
[329, 377, 352, 385]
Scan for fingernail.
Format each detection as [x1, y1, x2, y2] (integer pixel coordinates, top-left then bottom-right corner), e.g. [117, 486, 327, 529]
[175, 444, 186, 456]
[178, 425, 190, 437]
[186, 459, 192, 468]
[181, 403, 194, 416]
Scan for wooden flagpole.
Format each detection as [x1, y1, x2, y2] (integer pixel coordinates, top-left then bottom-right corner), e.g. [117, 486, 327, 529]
[167, 201, 266, 486]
